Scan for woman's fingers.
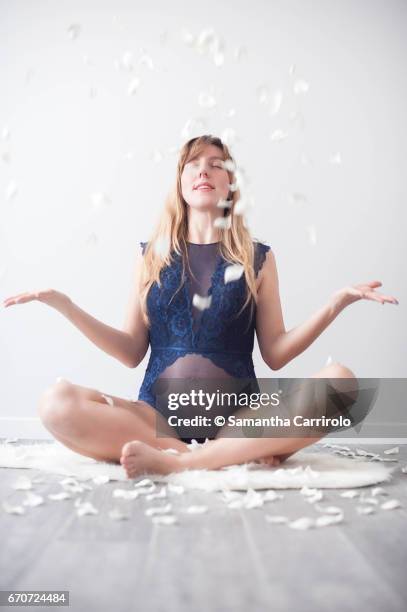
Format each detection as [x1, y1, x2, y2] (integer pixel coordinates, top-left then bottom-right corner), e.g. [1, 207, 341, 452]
[3, 292, 38, 306]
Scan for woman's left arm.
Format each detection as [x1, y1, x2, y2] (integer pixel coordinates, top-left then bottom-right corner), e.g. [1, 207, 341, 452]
[255, 250, 399, 371]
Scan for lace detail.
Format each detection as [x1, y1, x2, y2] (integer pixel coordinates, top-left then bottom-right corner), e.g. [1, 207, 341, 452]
[138, 239, 271, 409]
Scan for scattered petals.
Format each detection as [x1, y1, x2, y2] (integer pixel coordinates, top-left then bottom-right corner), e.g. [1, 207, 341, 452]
[76, 501, 99, 516]
[2, 501, 25, 515]
[145, 503, 172, 516]
[288, 517, 315, 530]
[380, 499, 401, 510]
[383, 446, 399, 455]
[93, 475, 110, 485]
[224, 264, 244, 284]
[192, 294, 212, 311]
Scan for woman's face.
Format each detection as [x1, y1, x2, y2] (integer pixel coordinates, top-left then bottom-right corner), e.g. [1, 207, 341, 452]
[181, 144, 231, 209]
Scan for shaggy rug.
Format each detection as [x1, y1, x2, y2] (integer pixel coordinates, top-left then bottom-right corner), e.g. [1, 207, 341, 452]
[0, 440, 395, 491]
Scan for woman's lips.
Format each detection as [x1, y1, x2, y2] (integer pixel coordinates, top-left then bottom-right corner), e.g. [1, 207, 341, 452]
[195, 186, 214, 191]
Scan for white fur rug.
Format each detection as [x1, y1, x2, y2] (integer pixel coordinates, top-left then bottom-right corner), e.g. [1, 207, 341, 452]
[0, 441, 395, 491]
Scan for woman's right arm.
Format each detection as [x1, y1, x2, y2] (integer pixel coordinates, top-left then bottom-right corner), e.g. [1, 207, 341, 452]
[3, 249, 149, 368]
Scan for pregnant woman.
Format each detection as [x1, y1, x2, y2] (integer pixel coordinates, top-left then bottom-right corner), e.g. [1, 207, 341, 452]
[3, 135, 398, 478]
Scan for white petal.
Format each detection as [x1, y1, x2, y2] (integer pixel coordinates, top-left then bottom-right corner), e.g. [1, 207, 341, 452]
[146, 488, 167, 500]
[315, 513, 343, 527]
[401, 465, 407, 473]
[270, 129, 287, 142]
[145, 503, 172, 516]
[113, 489, 139, 500]
[198, 92, 216, 108]
[93, 475, 110, 485]
[12, 476, 32, 490]
[289, 517, 315, 530]
[383, 446, 399, 455]
[77, 501, 98, 516]
[221, 159, 236, 172]
[139, 52, 154, 70]
[300, 486, 318, 496]
[2, 501, 25, 515]
[288, 64, 296, 76]
[151, 514, 177, 525]
[128, 77, 140, 96]
[5, 180, 18, 201]
[213, 51, 224, 67]
[135, 485, 156, 495]
[192, 294, 212, 311]
[23, 492, 44, 507]
[293, 79, 309, 94]
[2, 126, 10, 141]
[381, 499, 402, 510]
[48, 491, 71, 501]
[315, 504, 343, 515]
[67, 24, 81, 40]
[216, 198, 232, 209]
[371, 487, 387, 496]
[214, 216, 232, 230]
[306, 224, 317, 246]
[182, 29, 195, 46]
[269, 90, 283, 116]
[109, 508, 130, 520]
[162, 448, 180, 455]
[224, 264, 244, 284]
[257, 85, 270, 105]
[263, 490, 284, 502]
[340, 490, 359, 498]
[329, 152, 342, 165]
[134, 478, 154, 488]
[265, 514, 288, 524]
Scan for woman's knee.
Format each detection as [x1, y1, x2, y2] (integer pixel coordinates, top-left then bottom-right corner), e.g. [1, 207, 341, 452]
[38, 381, 83, 431]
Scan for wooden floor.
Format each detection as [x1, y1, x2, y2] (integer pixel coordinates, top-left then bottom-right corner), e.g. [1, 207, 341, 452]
[1, 440, 407, 612]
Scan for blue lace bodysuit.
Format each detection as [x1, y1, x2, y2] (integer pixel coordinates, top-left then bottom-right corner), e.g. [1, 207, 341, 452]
[137, 239, 271, 440]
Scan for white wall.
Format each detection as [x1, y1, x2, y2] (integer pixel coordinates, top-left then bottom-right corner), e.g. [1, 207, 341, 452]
[1, 0, 406, 439]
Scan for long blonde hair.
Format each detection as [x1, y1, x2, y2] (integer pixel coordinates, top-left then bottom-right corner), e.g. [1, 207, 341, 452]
[139, 134, 263, 331]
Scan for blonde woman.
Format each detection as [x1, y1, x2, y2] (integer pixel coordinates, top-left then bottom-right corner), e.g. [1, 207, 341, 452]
[3, 135, 398, 478]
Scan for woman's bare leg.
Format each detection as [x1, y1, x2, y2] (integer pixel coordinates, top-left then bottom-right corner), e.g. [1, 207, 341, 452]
[37, 380, 189, 467]
[119, 362, 359, 476]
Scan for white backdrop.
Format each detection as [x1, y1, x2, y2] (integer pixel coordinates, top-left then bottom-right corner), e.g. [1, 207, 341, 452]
[1, 0, 406, 439]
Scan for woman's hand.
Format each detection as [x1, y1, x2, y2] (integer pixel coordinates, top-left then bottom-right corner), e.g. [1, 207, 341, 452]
[331, 280, 399, 312]
[3, 289, 72, 314]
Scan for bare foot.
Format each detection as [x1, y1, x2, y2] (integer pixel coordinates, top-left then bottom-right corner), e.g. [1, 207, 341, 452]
[120, 440, 181, 478]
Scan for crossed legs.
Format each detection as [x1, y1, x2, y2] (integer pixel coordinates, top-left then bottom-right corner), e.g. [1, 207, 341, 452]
[38, 361, 358, 478]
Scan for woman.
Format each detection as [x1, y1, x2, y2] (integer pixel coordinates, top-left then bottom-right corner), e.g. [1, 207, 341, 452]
[3, 135, 399, 478]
